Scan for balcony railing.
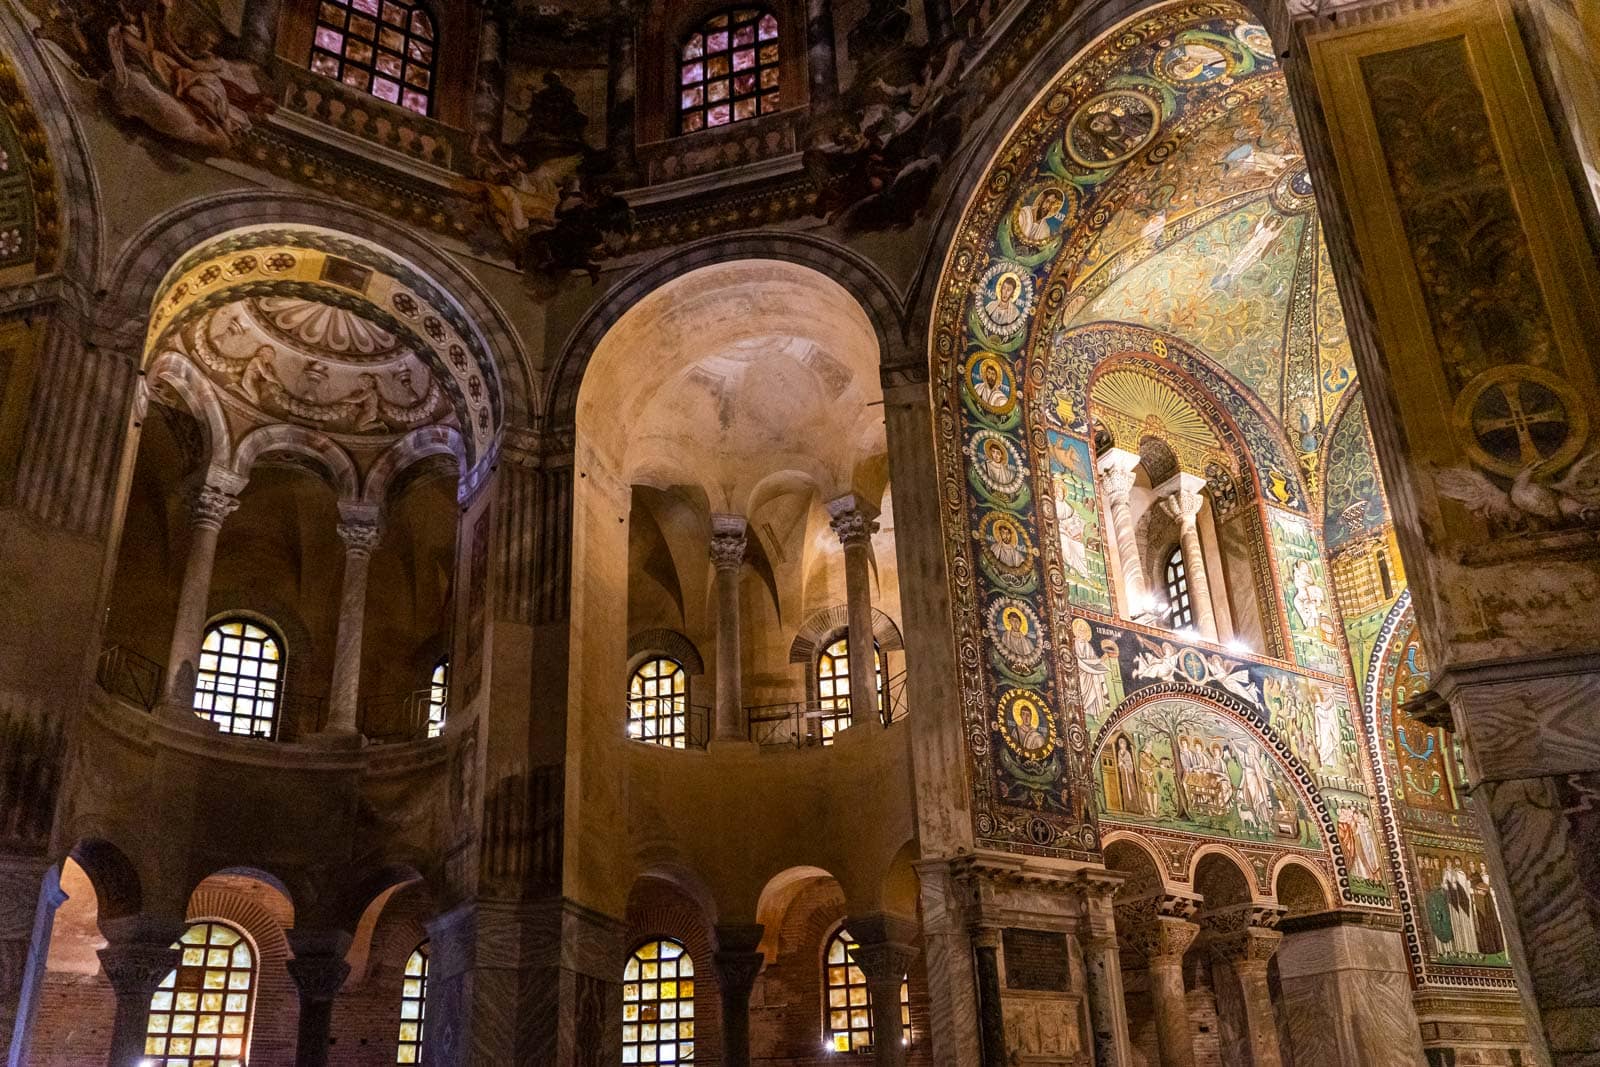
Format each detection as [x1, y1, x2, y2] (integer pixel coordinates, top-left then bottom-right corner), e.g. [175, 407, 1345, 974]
[624, 703, 711, 751]
[361, 688, 442, 744]
[746, 672, 909, 750]
[97, 644, 164, 711]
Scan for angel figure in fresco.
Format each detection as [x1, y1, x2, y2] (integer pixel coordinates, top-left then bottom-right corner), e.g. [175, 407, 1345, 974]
[973, 359, 1011, 408]
[1212, 212, 1287, 288]
[235, 343, 281, 407]
[983, 273, 1026, 332]
[1015, 187, 1066, 243]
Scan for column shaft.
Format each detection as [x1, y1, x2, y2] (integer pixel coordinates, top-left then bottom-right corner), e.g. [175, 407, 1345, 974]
[326, 519, 382, 735]
[1158, 478, 1218, 640]
[99, 933, 182, 1067]
[710, 518, 747, 742]
[713, 924, 764, 1067]
[1097, 451, 1151, 617]
[1149, 955, 1197, 1067]
[829, 499, 881, 727]
[164, 485, 240, 714]
[1081, 933, 1134, 1067]
[285, 951, 351, 1067]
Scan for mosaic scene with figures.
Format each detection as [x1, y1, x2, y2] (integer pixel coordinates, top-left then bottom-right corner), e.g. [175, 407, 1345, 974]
[0, 0, 1593, 1063]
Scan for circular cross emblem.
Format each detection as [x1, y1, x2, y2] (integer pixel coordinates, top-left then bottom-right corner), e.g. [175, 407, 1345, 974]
[1452, 365, 1587, 477]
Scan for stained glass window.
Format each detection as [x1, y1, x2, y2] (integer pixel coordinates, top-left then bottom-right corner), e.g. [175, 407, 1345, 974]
[628, 658, 688, 748]
[678, 8, 780, 133]
[396, 942, 428, 1063]
[194, 619, 282, 739]
[816, 637, 883, 743]
[144, 921, 256, 1067]
[1164, 547, 1193, 629]
[622, 938, 695, 1063]
[823, 928, 910, 1052]
[426, 657, 448, 739]
[310, 0, 436, 116]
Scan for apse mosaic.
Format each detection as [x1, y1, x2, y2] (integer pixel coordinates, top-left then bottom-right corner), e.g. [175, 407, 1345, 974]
[933, 1, 1382, 891]
[1364, 596, 1516, 984]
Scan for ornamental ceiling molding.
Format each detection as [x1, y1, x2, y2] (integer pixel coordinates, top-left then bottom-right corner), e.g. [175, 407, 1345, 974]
[146, 229, 502, 492]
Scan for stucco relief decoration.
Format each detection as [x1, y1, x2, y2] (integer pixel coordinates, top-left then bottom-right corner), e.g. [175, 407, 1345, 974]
[933, 3, 1313, 860]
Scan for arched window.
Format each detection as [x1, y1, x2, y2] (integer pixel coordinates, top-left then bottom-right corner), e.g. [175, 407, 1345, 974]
[396, 941, 429, 1063]
[309, 0, 437, 116]
[195, 618, 283, 739]
[823, 927, 910, 1052]
[628, 657, 689, 748]
[144, 921, 256, 1067]
[622, 938, 695, 1063]
[678, 8, 781, 133]
[1164, 546, 1193, 630]
[816, 637, 883, 742]
[426, 657, 448, 739]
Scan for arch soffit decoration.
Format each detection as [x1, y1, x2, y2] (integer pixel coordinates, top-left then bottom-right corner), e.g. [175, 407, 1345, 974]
[1099, 830, 1174, 894]
[94, 194, 530, 493]
[1090, 684, 1347, 898]
[548, 231, 908, 434]
[789, 605, 905, 664]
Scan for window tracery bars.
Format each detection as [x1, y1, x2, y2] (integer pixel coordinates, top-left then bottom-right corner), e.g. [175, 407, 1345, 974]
[628, 658, 689, 748]
[144, 921, 256, 1067]
[823, 928, 910, 1052]
[397, 943, 429, 1064]
[309, 0, 436, 116]
[195, 619, 283, 739]
[678, 8, 780, 133]
[622, 938, 695, 1063]
[816, 637, 883, 743]
[426, 657, 448, 739]
[1165, 546, 1193, 629]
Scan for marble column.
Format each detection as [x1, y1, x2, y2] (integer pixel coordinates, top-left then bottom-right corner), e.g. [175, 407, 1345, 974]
[828, 495, 881, 726]
[163, 476, 243, 717]
[1096, 448, 1155, 621]
[1157, 473, 1218, 640]
[1081, 883, 1134, 1067]
[845, 914, 918, 1067]
[1273, 912, 1426, 1067]
[0, 856, 54, 1066]
[98, 918, 184, 1067]
[285, 931, 352, 1067]
[1203, 906, 1284, 1067]
[322, 511, 383, 738]
[1118, 895, 1202, 1067]
[712, 923, 764, 1067]
[805, 0, 838, 106]
[709, 515, 748, 742]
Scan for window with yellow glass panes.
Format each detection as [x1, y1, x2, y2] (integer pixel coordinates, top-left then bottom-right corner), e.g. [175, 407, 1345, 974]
[144, 921, 256, 1067]
[823, 927, 910, 1052]
[396, 942, 428, 1063]
[622, 938, 695, 1063]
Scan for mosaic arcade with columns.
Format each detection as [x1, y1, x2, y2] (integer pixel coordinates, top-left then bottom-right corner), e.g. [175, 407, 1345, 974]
[0, 0, 1594, 1063]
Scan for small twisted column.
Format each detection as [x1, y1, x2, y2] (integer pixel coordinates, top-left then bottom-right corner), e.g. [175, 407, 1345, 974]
[713, 923, 765, 1067]
[710, 515, 748, 742]
[1096, 449, 1154, 620]
[828, 495, 881, 727]
[323, 513, 383, 737]
[1158, 473, 1218, 639]
[164, 478, 242, 717]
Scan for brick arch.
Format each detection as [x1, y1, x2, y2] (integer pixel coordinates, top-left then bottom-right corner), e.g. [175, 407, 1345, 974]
[628, 628, 706, 676]
[625, 878, 722, 1065]
[788, 605, 905, 664]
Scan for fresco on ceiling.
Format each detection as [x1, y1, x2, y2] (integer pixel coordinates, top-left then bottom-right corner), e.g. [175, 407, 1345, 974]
[1363, 597, 1517, 983]
[1322, 392, 1388, 552]
[1266, 507, 1344, 675]
[1096, 698, 1320, 849]
[1070, 616, 1361, 788]
[932, 3, 1340, 860]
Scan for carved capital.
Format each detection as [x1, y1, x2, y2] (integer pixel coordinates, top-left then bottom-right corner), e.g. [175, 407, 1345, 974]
[336, 519, 384, 555]
[1199, 902, 1284, 964]
[99, 942, 182, 997]
[1158, 487, 1205, 524]
[713, 949, 764, 993]
[1121, 913, 1200, 962]
[1096, 450, 1140, 500]
[826, 494, 880, 548]
[286, 954, 352, 1002]
[188, 484, 240, 530]
[709, 514, 748, 571]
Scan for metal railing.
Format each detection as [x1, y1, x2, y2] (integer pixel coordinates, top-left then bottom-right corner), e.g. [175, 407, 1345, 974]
[97, 644, 165, 711]
[361, 687, 442, 744]
[746, 672, 909, 750]
[624, 703, 711, 751]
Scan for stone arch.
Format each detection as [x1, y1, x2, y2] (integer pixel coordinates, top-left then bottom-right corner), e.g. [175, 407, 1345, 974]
[230, 423, 360, 502]
[1103, 832, 1172, 896]
[755, 865, 839, 963]
[1271, 856, 1333, 917]
[1092, 685, 1347, 895]
[547, 231, 907, 434]
[362, 425, 467, 507]
[64, 837, 142, 921]
[146, 351, 233, 469]
[1191, 847, 1257, 905]
[627, 628, 705, 676]
[788, 605, 905, 664]
[186, 869, 295, 968]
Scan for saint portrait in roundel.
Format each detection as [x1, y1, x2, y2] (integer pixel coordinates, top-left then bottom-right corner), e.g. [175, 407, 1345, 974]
[976, 512, 1036, 574]
[972, 260, 1035, 341]
[965, 352, 1017, 414]
[1233, 23, 1275, 60]
[987, 597, 1045, 671]
[965, 430, 1027, 495]
[996, 688, 1058, 761]
[1010, 183, 1074, 248]
[1159, 42, 1231, 85]
[1065, 90, 1161, 168]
